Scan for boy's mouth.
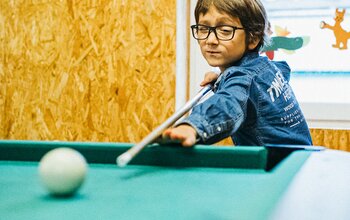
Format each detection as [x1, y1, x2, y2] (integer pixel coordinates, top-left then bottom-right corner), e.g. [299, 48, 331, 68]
[206, 50, 220, 55]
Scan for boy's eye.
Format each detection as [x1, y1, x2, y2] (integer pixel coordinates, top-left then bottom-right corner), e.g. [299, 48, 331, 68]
[217, 26, 234, 35]
[198, 27, 209, 33]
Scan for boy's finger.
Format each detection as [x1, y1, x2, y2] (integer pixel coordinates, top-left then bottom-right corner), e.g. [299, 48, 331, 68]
[200, 80, 210, 86]
[182, 137, 196, 147]
[162, 129, 171, 137]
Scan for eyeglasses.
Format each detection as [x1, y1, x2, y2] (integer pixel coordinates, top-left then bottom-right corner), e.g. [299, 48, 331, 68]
[191, 24, 244, 41]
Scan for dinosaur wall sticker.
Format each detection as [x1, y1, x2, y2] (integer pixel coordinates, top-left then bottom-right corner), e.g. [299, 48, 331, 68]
[320, 8, 350, 50]
[261, 25, 310, 60]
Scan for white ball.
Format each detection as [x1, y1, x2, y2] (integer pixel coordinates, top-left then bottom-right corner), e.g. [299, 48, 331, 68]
[39, 148, 87, 197]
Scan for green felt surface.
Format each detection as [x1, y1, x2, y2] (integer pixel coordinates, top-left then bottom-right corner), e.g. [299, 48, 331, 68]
[0, 141, 311, 220]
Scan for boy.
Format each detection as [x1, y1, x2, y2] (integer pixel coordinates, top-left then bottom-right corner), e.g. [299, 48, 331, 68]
[163, 0, 312, 147]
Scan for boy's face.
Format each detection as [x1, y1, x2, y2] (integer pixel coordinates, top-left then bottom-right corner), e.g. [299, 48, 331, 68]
[197, 6, 256, 71]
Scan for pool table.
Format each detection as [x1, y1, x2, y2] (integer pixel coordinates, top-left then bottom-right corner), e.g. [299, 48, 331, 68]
[0, 140, 350, 220]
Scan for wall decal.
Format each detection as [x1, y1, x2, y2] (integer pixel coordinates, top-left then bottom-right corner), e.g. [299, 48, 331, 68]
[261, 25, 310, 60]
[320, 8, 350, 50]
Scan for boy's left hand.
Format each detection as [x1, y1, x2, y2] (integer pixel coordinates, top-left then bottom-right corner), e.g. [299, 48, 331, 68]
[200, 71, 219, 87]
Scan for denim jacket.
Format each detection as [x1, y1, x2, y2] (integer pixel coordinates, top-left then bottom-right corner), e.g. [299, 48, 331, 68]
[181, 52, 313, 146]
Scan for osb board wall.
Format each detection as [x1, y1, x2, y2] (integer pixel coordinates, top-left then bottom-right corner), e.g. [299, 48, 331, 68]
[310, 128, 350, 151]
[216, 129, 350, 152]
[0, 0, 176, 142]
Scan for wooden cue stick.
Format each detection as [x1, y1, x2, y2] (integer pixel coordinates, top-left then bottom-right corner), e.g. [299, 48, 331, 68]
[116, 85, 213, 167]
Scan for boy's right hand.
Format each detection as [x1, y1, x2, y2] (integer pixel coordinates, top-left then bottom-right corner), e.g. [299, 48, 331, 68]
[162, 125, 197, 147]
[200, 71, 219, 87]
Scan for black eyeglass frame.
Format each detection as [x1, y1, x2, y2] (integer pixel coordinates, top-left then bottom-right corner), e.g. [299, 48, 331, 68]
[190, 24, 244, 41]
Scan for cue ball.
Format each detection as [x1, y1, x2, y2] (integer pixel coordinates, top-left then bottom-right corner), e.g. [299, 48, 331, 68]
[39, 148, 87, 197]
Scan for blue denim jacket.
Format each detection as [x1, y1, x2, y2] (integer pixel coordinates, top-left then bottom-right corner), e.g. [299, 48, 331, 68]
[181, 52, 313, 146]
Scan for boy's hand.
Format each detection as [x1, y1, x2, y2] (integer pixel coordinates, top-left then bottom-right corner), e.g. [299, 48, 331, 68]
[162, 125, 197, 147]
[200, 71, 219, 87]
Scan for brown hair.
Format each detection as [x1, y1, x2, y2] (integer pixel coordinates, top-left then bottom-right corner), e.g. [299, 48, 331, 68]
[194, 0, 269, 51]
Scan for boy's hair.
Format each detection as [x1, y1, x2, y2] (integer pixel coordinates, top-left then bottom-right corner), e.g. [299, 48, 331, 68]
[194, 0, 269, 51]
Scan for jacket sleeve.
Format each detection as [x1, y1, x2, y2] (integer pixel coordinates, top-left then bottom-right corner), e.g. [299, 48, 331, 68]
[180, 70, 252, 144]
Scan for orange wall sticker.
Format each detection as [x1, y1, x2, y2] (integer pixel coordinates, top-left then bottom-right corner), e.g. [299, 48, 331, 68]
[320, 8, 350, 50]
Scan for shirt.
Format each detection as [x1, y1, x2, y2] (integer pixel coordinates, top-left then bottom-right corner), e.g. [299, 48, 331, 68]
[181, 52, 313, 146]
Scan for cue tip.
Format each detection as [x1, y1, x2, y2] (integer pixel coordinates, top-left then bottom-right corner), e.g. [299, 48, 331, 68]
[116, 153, 132, 167]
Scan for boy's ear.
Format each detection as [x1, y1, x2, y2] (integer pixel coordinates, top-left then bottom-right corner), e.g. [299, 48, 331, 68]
[248, 34, 261, 50]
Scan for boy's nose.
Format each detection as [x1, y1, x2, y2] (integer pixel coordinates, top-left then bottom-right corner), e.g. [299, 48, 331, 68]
[206, 31, 219, 44]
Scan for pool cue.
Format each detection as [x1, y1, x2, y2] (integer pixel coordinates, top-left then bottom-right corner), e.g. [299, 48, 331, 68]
[116, 85, 213, 167]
